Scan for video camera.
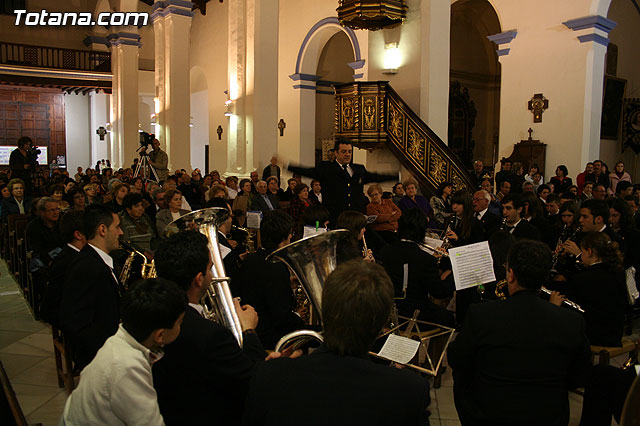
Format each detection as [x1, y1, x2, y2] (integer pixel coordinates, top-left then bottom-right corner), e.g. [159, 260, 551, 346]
[138, 131, 155, 153]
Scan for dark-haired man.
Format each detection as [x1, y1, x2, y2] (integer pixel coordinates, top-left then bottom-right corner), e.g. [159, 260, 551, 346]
[62, 278, 185, 425]
[288, 138, 397, 223]
[561, 199, 622, 258]
[40, 210, 86, 328]
[9, 136, 33, 189]
[238, 210, 306, 349]
[244, 260, 431, 426]
[448, 240, 591, 426]
[501, 193, 540, 240]
[60, 205, 124, 370]
[152, 230, 265, 426]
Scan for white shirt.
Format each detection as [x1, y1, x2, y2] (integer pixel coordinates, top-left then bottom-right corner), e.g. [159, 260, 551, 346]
[171, 211, 181, 221]
[189, 302, 205, 317]
[476, 208, 488, 220]
[227, 187, 238, 200]
[507, 219, 522, 234]
[67, 243, 81, 252]
[314, 191, 323, 203]
[62, 325, 165, 426]
[336, 160, 353, 177]
[15, 198, 24, 214]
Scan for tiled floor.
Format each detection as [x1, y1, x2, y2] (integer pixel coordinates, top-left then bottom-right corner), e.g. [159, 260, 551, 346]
[0, 259, 631, 425]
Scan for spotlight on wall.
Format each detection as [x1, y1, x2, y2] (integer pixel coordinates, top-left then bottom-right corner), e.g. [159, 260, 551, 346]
[150, 113, 157, 127]
[225, 100, 234, 117]
[383, 42, 401, 75]
[189, 116, 194, 128]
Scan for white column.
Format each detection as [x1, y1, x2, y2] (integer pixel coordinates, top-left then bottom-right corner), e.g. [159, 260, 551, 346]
[110, 32, 140, 169]
[227, 0, 247, 176]
[153, 0, 194, 172]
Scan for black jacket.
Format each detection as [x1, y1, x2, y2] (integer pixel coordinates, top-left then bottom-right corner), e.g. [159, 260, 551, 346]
[510, 219, 540, 240]
[250, 193, 280, 215]
[40, 245, 80, 328]
[448, 290, 591, 426]
[153, 306, 265, 426]
[243, 345, 430, 426]
[380, 240, 455, 325]
[477, 210, 502, 240]
[238, 249, 306, 349]
[0, 196, 33, 222]
[289, 161, 395, 221]
[25, 216, 63, 267]
[59, 245, 121, 370]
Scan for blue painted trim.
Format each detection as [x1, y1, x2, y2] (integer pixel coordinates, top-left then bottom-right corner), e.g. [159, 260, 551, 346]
[348, 60, 366, 70]
[293, 84, 318, 91]
[108, 32, 141, 42]
[487, 30, 517, 46]
[578, 33, 610, 46]
[151, 7, 194, 20]
[497, 48, 510, 56]
[353, 73, 364, 79]
[289, 73, 321, 82]
[152, 0, 194, 11]
[294, 17, 362, 75]
[563, 15, 617, 33]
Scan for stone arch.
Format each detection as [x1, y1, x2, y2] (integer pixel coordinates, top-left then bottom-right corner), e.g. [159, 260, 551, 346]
[294, 17, 364, 80]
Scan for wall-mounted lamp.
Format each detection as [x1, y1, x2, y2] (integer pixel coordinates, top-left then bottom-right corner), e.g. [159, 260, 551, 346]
[105, 122, 112, 133]
[224, 89, 235, 117]
[383, 42, 401, 75]
[189, 116, 194, 128]
[150, 113, 157, 127]
[138, 123, 144, 133]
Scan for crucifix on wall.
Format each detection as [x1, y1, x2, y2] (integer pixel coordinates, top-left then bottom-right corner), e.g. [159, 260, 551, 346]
[528, 93, 549, 123]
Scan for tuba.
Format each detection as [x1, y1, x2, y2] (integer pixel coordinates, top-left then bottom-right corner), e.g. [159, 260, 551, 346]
[164, 208, 245, 347]
[266, 229, 349, 351]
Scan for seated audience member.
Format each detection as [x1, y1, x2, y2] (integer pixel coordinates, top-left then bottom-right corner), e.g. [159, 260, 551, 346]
[50, 183, 70, 210]
[239, 210, 306, 348]
[265, 176, 284, 200]
[243, 260, 431, 426]
[592, 184, 607, 200]
[156, 189, 190, 236]
[60, 205, 124, 371]
[152, 230, 265, 426]
[61, 278, 186, 426]
[288, 183, 315, 229]
[615, 180, 633, 198]
[83, 183, 103, 206]
[308, 179, 322, 204]
[226, 176, 239, 200]
[391, 182, 404, 205]
[106, 182, 130, 213]
[580, 181, 594, 202]
[280, 178, 297, 202]
[481, 179, 502, 216]
[472, 190, 502, 239]
[120, 193, 157, 253]
[367, 183, 402, 242]
[551, 232, 626, 347]
[609, 161, 632, 196]
[207, 184, 228, 203]
[26, 197, 63, 270]
[397, 180, 433, 220]
[232, 179, 253, 226]
[40, 210, 86, 328]
[496, 180, 511, 202]
[1, 178, 32, 222]
[550, 165, 572, 194]
[448, 240, 591, 426]
[251, 180, 281, 214]
[66, 188, 86, 211]
[379, 208, 454, 326]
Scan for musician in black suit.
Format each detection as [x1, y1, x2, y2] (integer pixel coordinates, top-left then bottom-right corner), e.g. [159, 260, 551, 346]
[288, 138, 396, 223]
[239, 210, 306, 349]
[152, 230, 266, 426]
[250, 180, 280, 214]
[448, 240, 591, 426]
[243, 260, 431, 426]
[40, 211, 86, 328]
[59, 205, 124, 371]
[501, 193, 540, 240]
[473, 190, 502, 239]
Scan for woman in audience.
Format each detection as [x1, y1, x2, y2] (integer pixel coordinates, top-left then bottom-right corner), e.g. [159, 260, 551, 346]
[201, 174, 213, 202]
[550, 165, 572, 195]
[129, 177, 144, 194]
[66, 188, 86, 212]
[289, 183, 315, 231]
[83, 183, 103, 205]
[397, 179, 433, 222]
[49, 184, 69, 211]
[391, 183, 405, 205]
[281, 178, 297, 202]
[429, 181, 453, 228]
[1, 178, 32, 222]
[207, 185, 228, 204]
[156, 189, 190, 236]
[106, 182, 130, 214]
[510, 162, 525, 193]
[232, 178, 253, 226]
[609, 161, 632, 196]
[120, 193, 157, 254]
[367, 183, 401, 243]
[551, 232, 626, 347]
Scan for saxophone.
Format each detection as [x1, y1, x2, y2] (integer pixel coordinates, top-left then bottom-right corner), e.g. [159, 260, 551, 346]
[119, 241, 156, 290]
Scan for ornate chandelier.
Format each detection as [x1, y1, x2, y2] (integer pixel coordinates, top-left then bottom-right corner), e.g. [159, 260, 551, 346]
[337, 0, 407, 31]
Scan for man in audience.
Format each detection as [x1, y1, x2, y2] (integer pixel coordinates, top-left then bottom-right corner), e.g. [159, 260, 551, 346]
[576, 162, 593, 193]
[178, 171, 201, 210]
[449, 240, 591, 425]
[494, 158, 512, 190]
[61, 278, 186, 426]
[26, 197, 63, 269]
[152, 230, 265, 426]
[226, 176, 239, 200]
[469, 160, 486, 189]
[60, 205, 124, 371]
[473, 190, 501, 239]
[146, 138, 169, 184]
[496, 180, 511, 202]
[592, 184, 607, 200]
[239, 210, 306, 349]
[243, 260, 431, 425]
[262, 155, 281, 184]
[250, 170, 260, 192]
[251, 180, 280, 214]
[586, 160, 609, 191]
[40, 210, 86, 328]
[308, 179, 322, 204]
[74, 166, 84, 182]
[501, 193, 540, 240]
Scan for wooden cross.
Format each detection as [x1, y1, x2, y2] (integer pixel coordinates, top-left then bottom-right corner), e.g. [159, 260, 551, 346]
[528, 128, 533, 140]
[528, 93, 549, 123]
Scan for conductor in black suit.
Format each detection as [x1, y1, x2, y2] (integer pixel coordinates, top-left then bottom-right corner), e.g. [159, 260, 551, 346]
[448, 240, 591, 426]
[288, 138, 397, 223]
[243, 260, 431, 426]
[59, 205, 124, 371]
[152, 230, 266, 426]
[501, 193, 540, 240]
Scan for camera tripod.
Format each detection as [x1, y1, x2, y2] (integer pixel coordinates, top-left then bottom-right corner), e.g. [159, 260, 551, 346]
[133, 152, 159, 182]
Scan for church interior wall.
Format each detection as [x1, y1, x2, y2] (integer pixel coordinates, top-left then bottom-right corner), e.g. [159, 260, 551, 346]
[600, 0, 640, 178]
[491, 0, 608, 181]
[64, 92, 91, 173]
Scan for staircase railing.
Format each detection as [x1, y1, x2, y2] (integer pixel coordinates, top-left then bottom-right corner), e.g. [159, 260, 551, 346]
[335, 81, 473, 195]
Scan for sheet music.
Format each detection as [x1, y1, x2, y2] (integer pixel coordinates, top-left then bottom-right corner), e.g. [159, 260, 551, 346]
[365, 215, 377, 224]
[303, 225, 327, 239]
[246, 211, 262, 229]
[449, 241, 496, 290]
[219, 244, 232, 259]
[377, 334, 421, 365]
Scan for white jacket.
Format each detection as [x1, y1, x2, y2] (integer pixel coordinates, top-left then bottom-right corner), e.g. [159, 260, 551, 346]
[61, 325, 165, 426]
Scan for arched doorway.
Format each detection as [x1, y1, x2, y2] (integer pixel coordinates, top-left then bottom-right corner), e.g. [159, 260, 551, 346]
[315, 32, 355, 164]
[450, 0, 501, 169]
